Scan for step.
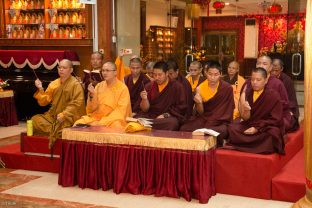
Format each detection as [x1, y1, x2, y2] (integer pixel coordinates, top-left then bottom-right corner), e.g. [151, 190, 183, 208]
[272, 148, 305, 202]
[215, 126, 304, 199]
[0, 143, 59, 173]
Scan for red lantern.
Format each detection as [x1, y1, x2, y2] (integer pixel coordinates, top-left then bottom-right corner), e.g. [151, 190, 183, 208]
[212, 0, 225, 14]
[268, 3, 282, 14]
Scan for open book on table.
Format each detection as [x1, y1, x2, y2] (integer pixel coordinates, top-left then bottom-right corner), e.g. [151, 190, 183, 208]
[192, 128, 220, 137]
[126, 117, 153, 128]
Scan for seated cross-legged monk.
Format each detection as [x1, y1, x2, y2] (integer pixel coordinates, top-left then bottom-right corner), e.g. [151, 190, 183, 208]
[167, 59, 193, 118]
[271, 58, 300, 132]
[242, 55, 293, 133]
[31, 59, 86, 149]
[124, 57, 150, 113]
[180, 61, 234, 145]
[135, 61, 188, 130]
[74, 62, 132, 128]
[227, 67, 285, 154]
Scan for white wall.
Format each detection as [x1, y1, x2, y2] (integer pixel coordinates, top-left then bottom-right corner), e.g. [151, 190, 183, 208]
[145, 0, 186, 30]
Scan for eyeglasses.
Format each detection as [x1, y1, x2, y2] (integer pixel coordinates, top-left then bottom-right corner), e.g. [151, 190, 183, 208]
[100, 69, 116, 73]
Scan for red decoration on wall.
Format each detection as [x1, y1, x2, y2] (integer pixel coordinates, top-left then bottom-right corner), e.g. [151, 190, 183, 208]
[212, 1, 225, 14]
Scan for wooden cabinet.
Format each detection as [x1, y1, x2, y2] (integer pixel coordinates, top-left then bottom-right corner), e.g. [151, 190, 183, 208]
[147, 26, 176, 60]
[2, 0, 91, 39]
[203, 31, 237, 72]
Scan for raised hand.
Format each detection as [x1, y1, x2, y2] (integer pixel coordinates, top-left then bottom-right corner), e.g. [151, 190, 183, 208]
[140, 90, 148, 100]
[87, 83, 95, 96]
[194, 87, 203, 104]
[35, 79, 43, 90]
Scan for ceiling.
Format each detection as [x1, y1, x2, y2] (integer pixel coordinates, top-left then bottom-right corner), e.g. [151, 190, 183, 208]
[169, 0, 307, 16]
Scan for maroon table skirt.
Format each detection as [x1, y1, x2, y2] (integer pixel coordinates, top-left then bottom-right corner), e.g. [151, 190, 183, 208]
[58, 140, 216, 203]
[0, 97, 18, 126]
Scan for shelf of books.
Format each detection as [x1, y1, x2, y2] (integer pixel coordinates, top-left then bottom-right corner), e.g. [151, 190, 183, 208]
[2, 0, 91, 39]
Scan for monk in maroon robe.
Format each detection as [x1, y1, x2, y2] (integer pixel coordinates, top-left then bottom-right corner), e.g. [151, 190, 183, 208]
[242, 55, 293, 133]
[135, 61, 187, 130]
[227, 67, 285, 154]
[167, 60, 193, 118]
[180, 61, 234, 145]
[124, 57, 150, 113]
[271, 58, 299, 131]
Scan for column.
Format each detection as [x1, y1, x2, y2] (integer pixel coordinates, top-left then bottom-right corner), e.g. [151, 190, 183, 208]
[293, 0, 312, 207]
[116, 0, 140, 65]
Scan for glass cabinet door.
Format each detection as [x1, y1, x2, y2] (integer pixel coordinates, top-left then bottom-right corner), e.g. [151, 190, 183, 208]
[203, 32, 236, 72]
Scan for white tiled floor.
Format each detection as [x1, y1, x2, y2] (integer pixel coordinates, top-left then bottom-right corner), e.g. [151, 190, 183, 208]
[3, 170, 293, 208]
[0, 122, 297, 208]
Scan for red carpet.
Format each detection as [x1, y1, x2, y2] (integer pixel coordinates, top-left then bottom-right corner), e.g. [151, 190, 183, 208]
[0, 140, 59, 173]
[272, 148, 305, 202]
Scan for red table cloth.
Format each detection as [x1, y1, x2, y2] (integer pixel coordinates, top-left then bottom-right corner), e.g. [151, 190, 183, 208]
[0, 50, 80, 70]
[0, 90, 18, 126]
[58, 127, 216, 203]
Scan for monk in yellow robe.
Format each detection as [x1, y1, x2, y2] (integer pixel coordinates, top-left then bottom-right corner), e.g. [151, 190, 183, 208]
[32, 59, 86, 149]
[223, 61, 245, 119]
[186, 61, 206, 94]
[74, 62, 132, 129]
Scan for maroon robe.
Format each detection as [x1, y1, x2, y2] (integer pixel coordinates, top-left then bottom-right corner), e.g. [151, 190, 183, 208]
[279, 72, 299, 131]
[135, 80, 188, 130]
[242, 76, 293, 132]
[180, 80, 234, 144]
[124, 73, 150, 113]
[176, 73, 193, 118]
[228, 87, 285, 154]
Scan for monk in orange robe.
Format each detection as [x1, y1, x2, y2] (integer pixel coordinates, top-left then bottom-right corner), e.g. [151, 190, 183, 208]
[223, 61, 245, 119]
[32, 59, 85, 148]
[186, 61, 206, 94]
[74, 62, 132, 129]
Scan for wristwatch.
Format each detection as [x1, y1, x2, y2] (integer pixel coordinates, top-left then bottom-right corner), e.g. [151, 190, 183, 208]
[163, 113, 170, 118]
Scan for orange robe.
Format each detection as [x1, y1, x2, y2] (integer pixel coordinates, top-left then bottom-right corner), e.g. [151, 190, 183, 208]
[115, 56, 131, 81]
[32, 76, 85, 145]
[232, 75, 245, 119]
[75, 79, 132, 129]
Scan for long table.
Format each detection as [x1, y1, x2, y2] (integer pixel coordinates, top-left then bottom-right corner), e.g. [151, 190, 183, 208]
[58, 126, 216, 203]
[0, 90, 18, 126]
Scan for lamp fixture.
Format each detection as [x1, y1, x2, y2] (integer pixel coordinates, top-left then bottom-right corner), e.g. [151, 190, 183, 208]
[268, 1, 282, 14]
[212, 0, 225, 14]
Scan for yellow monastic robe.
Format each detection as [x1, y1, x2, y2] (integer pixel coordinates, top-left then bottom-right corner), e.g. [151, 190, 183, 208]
[233, 75, 245, 119]
[31, 76, 86, 147]
[75, 79, 132, 129]
[115, 56, 131, 81]
[198, 80, 219, 102]
[253, 89, 264, 103]
[186, 76, 199, 93]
